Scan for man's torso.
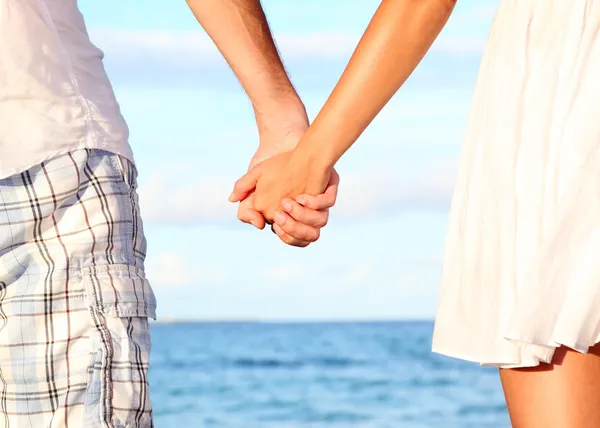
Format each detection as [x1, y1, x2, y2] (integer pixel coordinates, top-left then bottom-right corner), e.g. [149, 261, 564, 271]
[0, 0, 132, 178]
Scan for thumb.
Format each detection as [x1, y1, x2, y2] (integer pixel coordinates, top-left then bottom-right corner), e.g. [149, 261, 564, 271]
[229, 166, 261, 202]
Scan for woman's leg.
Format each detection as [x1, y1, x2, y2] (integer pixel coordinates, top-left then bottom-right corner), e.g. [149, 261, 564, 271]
[500, 343, 600, 428]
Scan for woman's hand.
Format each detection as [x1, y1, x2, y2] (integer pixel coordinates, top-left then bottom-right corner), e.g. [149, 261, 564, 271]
[270, 170, 339, 246]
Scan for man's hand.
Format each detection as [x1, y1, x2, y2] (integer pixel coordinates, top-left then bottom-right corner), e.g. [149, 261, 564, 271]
[235, 121, 339, 247]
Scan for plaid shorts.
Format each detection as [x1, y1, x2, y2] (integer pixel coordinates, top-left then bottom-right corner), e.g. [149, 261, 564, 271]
[0, 149, 156, 427]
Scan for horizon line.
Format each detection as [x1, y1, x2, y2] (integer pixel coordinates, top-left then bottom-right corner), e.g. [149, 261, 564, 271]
[151, 317, 435, 325]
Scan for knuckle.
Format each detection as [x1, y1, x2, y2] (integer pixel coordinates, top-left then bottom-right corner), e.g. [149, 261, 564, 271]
[264, 211, 275, 224]
[237, 210, 250, 223]
[252, 197, 265, 212]
[281, 234, 295, 245]
[309, 228, 321, 242]
[280, 221, 297, 236]
[315, 215, 328, 228]
[303, 199, 317, 210]
[288, 202, 301, 217]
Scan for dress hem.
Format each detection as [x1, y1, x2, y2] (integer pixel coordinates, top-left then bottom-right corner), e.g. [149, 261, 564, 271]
[432, 336, 600, 369]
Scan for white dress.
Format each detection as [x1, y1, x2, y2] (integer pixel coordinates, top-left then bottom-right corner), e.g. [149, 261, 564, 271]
[432, 0, 600, 368]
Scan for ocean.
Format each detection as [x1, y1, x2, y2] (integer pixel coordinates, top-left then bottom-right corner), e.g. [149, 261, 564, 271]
[150, 321, 510, 427]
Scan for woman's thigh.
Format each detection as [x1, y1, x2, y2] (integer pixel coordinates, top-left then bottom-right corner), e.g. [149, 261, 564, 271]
[500, 343, 600, 428]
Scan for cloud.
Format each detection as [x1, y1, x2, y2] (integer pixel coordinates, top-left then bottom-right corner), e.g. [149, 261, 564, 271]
[138, 173, 236, 225]
[90, 28, 357, 90]
[91, 26, 484, 64]
[91, 27, 485, 90]
[145, 251, 228, 287]
[432, 2, 497, 54]
[90, 27, 357, 91]
[91, 28, 359, 62]
[207, 258, 441, 320]
[137, 157, 457, 225]
[462, 3, 499, 22]
[431, 35, 487, 55]
[263, 261, 373, 285]
[333, 158, 457, 220]
[150, 255, 442, 321]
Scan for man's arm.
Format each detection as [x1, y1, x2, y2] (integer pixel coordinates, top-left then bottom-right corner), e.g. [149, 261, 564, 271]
[186, 0, 338, 247]
[186, 0, 306, 134]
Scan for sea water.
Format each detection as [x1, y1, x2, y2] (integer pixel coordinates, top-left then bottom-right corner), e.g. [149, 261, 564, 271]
[150, 321, 510, 427]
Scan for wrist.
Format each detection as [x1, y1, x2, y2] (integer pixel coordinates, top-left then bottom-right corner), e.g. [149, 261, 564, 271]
[253, 96, 308, 137]
[292, 109, 351, 170]
[291, 132, 337, 173]
[254, 99, 310, 153]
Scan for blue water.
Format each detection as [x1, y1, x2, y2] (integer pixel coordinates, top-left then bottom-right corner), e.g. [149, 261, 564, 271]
[149, 322, 510, 427]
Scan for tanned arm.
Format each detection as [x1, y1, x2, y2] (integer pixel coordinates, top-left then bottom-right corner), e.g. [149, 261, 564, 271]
[296, 0, 457, 168]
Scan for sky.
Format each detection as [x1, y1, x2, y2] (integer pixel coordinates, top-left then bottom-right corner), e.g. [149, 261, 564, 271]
[79, 0, 500, 321]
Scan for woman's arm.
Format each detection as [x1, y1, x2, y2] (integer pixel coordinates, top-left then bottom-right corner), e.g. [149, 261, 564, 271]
[296, 0, 457, 169]
[230, 0, 457, 221]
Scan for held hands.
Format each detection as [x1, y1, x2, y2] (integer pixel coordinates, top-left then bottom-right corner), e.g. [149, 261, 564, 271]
[230, 149, 337, 247]
[232, 114, 338, 247]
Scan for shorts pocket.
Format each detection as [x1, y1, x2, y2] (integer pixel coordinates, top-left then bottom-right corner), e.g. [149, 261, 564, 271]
[82, 263, 155, 428]
[82, 263, 156, 319]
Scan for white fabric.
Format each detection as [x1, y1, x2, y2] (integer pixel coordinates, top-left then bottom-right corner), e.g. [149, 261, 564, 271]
[0, 0, 132, 178]
[433, 0, 600, 368]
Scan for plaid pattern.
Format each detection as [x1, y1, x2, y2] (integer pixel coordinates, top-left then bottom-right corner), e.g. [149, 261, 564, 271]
[0, 149, 156, 427]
